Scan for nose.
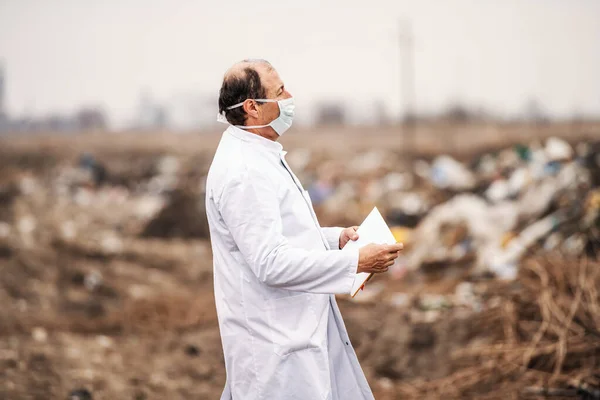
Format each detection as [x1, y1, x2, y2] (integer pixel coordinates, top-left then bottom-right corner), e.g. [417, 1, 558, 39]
[283, 90, 292, 99]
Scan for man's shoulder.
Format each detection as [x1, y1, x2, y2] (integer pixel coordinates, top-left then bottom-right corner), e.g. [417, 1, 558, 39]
[210, 134, 274, 176]
[209, 132, 244, 169]
[207, 152, 245, 190]
[208, 130, 279, 193]
[206, 139, 252, 193]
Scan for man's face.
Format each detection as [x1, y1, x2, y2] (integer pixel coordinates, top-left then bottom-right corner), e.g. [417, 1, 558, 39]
[257, 66, 292, 125]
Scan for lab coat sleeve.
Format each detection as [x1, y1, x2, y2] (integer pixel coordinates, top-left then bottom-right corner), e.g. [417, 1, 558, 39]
[321, 227, 343, 250]
[218, 167, 358, 294]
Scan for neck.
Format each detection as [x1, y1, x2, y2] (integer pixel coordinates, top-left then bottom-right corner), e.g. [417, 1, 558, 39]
[246, 126, 279, 142]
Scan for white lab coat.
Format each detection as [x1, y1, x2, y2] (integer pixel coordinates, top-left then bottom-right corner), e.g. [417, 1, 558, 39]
[205, 126, 375, 400]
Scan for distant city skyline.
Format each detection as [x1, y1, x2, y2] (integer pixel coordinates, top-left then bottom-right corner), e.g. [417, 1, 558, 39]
[1, 0, 599, 129]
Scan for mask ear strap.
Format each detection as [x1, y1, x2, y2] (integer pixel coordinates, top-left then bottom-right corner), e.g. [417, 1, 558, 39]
[226, 101, 245, 110]
[227, 99, 278, 110]
[236, 123, 270, 129]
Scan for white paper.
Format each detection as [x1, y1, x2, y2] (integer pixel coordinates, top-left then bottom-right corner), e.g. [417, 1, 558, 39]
[342, 207, 397, 298]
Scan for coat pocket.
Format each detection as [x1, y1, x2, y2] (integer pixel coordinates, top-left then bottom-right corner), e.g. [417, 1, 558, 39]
[267, 294, 321, 357]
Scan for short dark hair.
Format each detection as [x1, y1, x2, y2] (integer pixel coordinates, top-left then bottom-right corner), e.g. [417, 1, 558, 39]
[218, 61, 270, 126]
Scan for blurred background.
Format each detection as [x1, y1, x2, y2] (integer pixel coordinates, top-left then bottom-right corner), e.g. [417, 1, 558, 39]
[1, 1, 599, 399]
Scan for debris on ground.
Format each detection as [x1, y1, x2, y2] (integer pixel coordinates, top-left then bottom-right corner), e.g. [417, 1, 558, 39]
[0, 133, 598, 399]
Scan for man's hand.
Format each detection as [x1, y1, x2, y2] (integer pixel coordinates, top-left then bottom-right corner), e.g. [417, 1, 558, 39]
[357, 243, 404, 274]
[339, 226, 359, 249]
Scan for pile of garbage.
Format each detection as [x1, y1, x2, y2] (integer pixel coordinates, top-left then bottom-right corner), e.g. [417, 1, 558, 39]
[0, 148, 217, 334]
[298, 135, 600, 398]
[292, 137, 600, 280]
[0, 150, 210, 250]
[4, 135, 595, 285]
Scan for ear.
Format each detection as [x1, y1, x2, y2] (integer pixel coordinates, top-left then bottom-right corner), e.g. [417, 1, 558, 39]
[243, 100, 260, 119]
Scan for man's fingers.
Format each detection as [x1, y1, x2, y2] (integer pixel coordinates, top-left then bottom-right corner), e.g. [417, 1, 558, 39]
[387, 253, 399, 261]
[386, 243, 404, 252]
[384, 259, 395, 267]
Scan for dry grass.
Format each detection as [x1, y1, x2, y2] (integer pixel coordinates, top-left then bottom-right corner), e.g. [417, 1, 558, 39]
[395, 254, 600, 399]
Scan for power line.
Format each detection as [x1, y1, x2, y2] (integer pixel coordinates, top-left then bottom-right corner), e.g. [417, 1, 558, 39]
[398, 18, 416, 150]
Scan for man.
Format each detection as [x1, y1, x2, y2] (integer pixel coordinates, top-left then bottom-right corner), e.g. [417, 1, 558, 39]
[206, 59, 403, 400]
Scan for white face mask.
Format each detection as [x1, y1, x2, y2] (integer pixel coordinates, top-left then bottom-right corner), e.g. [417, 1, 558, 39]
[217, 97, 295, 136]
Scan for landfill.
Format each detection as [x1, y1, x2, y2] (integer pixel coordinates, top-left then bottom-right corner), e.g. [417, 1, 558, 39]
[0, 131, 599, 399]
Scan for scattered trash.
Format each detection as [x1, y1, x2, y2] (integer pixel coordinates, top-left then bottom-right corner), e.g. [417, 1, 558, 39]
[61, 221, 77, 240]
[100, 233, 123, 254]
[79, 152, 107, 186]
[17, 216, 36, 236]
[96, 335, 113, 349]
[419, 294, 452, 311]
[429, 155, 476, 191]
[350, 150, 391, 176]
[453, 282, 481, 311]
[184, 344, 201, 357]
[285, 148, 312, 172]
[545, 137, 573, 161]
[0, 221, 10, 238]
[18, 175, 39, 195]
[32, 327, 48, 343]
[140, 188, 209, 239]
[84, 270, 103, 291]
[486, 212, 564, 280]
[134, 195, 166, 220]
[69, 388, 93, 400]
[389, 293, 411, 308]
[485, 179, 509, 202]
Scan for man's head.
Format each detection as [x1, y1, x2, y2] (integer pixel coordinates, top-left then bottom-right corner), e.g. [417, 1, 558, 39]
[218, 59, 292, 139]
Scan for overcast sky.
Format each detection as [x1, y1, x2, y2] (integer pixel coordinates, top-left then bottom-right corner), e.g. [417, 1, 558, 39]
[0, 0, 599, 126]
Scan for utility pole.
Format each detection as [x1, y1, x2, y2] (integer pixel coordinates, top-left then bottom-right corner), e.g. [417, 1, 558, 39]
[398, 19, 416, 150]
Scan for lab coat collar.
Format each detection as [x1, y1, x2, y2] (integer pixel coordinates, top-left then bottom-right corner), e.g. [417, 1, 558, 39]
[226, 125, 284, 155]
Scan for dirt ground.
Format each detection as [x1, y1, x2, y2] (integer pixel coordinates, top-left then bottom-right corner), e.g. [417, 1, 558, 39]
[1, 123, 599, 399]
